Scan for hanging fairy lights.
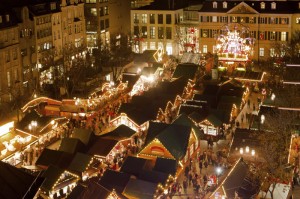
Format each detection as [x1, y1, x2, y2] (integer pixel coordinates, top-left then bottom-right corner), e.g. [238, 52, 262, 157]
[215, 24, 255, 62]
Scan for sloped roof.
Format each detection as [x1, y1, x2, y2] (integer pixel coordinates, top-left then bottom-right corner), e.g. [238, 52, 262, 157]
[205, 113, 223, 127]
[189, 111, 207, 123]
[101, 124, 137, 140]
[120, 156, 148, 177]
[222, 158, 249, 198]
[0, 161, 44, 199]
[41, 165, 64, 192]
[156, 124, 191, 160]
[17, 109, 52, 131]
[59, 138, 86, 154]
[99, 169, 131, 194]
[172, 63, 199, 80]
[199, 1, 300, 14]
[123, 179, 158, 199]
[66, 183, 86, 199]
[72, 128, 94, 146]
[145, 121, 169, 145]
[283, 65, 300, 83]
[119, 78, 187, 125]
[139, 170, 169, 184]
[121, 73, 140, 88]
[68, 153, 93, 174]
[134, 0, 188, 10]
[141, 66, 159, 76]
[153, 157, 177, 175]
[36, 148, 73, 169]
[88, 137, 119, 157]
[172, 113, 205, 139]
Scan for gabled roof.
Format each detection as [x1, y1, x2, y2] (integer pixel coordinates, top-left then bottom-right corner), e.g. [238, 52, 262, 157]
[36, 148, 73, 169]
[119, 78, 187, 125]
[123, 178, 158, 199]
[88, 137, 119, 157]
[41, 165, 64, 192]
[200, 1, 300, 14]
[153, 157, 177, 176]
[101, 124, 137, 140]
[156, 124, 191, 160]
[145, 121, 169, 145]
[172, 113, 205, 139]
[172, 63, 199, 80]
[99, 169, 131, 194]
[72, 128, 94, 146]
[120, 156, 148, 177]
[0, 161, 44, 199]
[222, 158, 249, 198]
[68, 153, 93, 174]
[139, 170, 169, 184]
[204, 113, 223, 127]
[59, 138, 86, 154]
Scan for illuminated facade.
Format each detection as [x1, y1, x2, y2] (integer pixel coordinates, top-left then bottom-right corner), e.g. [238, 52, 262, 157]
[199, 1, 300, 61]
[132, 0, 300, 61]
[130, 0, 187, 55]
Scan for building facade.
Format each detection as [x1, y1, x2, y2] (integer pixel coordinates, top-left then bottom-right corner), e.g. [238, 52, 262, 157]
[131, 0, 300, 62]
[0, 10, 22, 102]
[131, 0, 187, 55]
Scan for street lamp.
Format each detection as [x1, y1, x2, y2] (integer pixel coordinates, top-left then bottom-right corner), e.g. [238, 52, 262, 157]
[216, 167, 222, 185]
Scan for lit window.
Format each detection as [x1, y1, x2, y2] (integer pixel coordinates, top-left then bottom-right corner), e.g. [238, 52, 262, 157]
[271, 2, 276, 10]
[259, 48, 264, 56]
[260, 2, 265, 9]
[213, 1, 218, 9]
[281, 32, 287, 41]
[223, 2, 227, 9]
[270, 48, 275, 57]
[150, 27, 155, 39]
[296, 18, 300, 24]
[141, 14, 147, 24]
[270, 31, 276, 40]
[203, 45, 208, 53]
[212, 16, 217, 22]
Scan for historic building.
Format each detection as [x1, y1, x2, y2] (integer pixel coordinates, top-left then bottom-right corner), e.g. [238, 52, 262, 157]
[131, 0, 300, 62]
[84, 0, 131, 51]
[130, 0, 188, 55]
[0, 9, 22, 102]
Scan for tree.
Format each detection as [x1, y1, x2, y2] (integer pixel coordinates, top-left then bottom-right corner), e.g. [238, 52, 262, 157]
[254, 108, 297, 199]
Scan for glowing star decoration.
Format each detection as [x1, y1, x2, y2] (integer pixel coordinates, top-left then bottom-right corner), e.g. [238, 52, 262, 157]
[153, 47, 164, 62]
[215, 24, 255, 62]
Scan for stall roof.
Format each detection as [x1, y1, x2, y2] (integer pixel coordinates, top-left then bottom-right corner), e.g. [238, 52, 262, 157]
[156, 124, 191, 160]
[119, 77, 187, 125]
[17, 109, 53, 131]
[66, 184, 86, 199]
[204, 113, 223, 127]
[145, 122, 169, 145]
[88, 137, 119, 157]
[120, 156, 148, 177]
[68, 153, 93, 174]
[172, 113, 205, 139]
[72, 128, 94, 146]
[41, 165, 64, 192]
[139, 170, 169, 184]
[36, 148, 74, 169]
[123, 178, 158, 199]
[141, 66, 159, 76]
[172, 63, 199, 80]
[0, 161, 44, 199]
[153, 157, 177, 176]
[221, 158, 249, 199]
[59, 138, 86, 154]
[121, 73, 140, 88]
[101, 125, 137, 140]
[99, 169, 131, 194]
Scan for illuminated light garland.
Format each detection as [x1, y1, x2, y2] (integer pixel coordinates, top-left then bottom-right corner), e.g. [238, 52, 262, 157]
[21, 97, 62, 112]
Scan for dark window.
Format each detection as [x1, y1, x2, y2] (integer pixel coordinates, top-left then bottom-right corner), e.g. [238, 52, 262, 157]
[158, 14, 163, 24]
[100, 20, 104, 30]
[166, 27, 172, 39]
[105, 19, 109, 28]
[166, 14, 171, 24]
[134, 26, 139, 36]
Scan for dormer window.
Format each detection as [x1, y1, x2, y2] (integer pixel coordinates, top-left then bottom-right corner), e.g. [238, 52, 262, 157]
[223, 1, 227, 9]
[260, 2, 265, 9]
[213, 1, 218, 9]
[0, 16, 2, 23]
[271, 2, 276, 10]
[50, 2, 56, 10]
[6, 14, 9, 22]
[299, 2, 300, 9]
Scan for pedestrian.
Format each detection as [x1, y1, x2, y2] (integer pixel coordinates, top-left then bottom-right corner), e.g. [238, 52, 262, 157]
[199, 160, 203, 174]
[247, 99, 250, 108]
[178, 184, 182, 196]
[253, 103, 256, 111]
[241, 114, 244, 123]
[183, 178, 188, 194]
